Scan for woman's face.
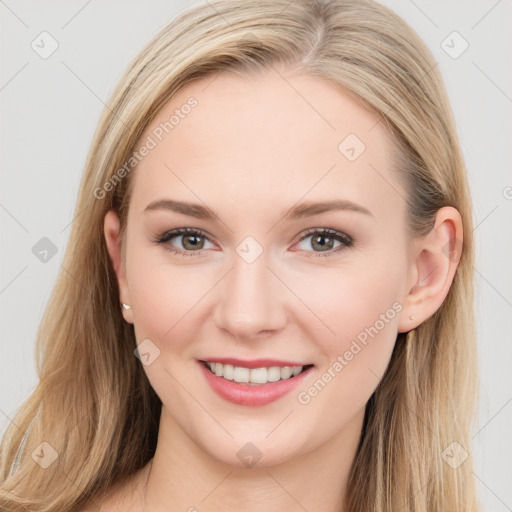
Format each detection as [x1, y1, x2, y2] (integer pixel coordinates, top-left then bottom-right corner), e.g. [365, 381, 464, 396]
[111, 67, 415, 466]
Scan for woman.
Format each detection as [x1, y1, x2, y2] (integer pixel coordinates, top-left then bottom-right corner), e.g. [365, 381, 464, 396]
[0, 0, 479, 510]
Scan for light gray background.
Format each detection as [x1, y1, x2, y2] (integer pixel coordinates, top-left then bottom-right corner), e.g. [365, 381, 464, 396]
[1, 0, 511, 509]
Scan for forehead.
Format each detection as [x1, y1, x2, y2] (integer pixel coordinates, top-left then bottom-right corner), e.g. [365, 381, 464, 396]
[129, 66, 404, 225]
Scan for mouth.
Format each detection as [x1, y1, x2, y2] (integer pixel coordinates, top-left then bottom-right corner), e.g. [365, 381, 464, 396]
[197, 358, 316, 406]
[199, 359, 315, 386]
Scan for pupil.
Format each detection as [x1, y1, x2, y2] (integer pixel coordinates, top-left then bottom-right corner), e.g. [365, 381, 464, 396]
[313, 235, 333, 251]
[180, 233, 335, 252]
[184, 235, 203, 250]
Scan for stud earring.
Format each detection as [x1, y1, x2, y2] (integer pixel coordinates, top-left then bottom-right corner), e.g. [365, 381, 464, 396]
[121, 303, 131, 310]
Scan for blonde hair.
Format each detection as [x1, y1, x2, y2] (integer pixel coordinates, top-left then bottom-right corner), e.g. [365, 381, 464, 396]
[0, 0, 479, 510]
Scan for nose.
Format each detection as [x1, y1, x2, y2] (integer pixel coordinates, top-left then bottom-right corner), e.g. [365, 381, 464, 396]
[214, 253, 287, 341]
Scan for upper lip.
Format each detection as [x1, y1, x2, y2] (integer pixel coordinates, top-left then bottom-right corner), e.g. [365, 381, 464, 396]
[199, 357, 313, 369]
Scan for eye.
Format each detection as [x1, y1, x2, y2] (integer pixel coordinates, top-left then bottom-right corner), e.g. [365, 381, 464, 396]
[155, 228, 214, 256]
[155, 227, 353, 258]
[294, 228, 353, 257]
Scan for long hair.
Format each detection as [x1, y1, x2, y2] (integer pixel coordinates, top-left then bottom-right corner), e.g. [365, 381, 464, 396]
[0, 1, 479, 510]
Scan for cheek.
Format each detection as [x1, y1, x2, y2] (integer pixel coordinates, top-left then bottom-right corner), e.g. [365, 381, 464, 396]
[292, 267, 402, 418]
[292, 252, 404, 371]
[126, 245, 210, 345]
[125, 249, 213, 407]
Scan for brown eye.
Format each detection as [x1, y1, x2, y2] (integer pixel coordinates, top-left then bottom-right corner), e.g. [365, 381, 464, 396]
[181, 233, 205, 250]
[310, 233, 336, 251]
[155, 228, 214, 255]
[295, 228, 353, 256]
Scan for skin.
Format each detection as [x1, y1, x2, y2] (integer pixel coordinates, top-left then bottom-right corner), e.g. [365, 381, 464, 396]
[100, 65, 463, 512]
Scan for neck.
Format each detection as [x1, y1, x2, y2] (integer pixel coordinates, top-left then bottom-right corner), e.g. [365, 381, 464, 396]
[138, 405, 364, 512]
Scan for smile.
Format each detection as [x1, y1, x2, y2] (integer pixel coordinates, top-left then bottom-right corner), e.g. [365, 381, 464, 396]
[197, 359, 315, 406]
[201, 360, 313, 385]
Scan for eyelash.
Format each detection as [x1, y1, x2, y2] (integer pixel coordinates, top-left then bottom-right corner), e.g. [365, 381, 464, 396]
[154, 227, 353, 258]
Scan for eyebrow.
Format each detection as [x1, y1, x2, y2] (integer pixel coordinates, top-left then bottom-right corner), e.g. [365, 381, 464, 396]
[144, 198, 373, 220]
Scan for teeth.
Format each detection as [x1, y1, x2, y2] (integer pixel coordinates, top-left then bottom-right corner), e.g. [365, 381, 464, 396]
[222, 364, 234, 380]
[233, 366, 249, 383]
[280, 366, 293, 379]
[267, 367, 281, 382]
[205, 361, 307, 385]
[250, 367, 268, 384]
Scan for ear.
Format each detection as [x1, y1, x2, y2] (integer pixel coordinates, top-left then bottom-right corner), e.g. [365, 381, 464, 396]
[398, 206, 463, 333]
[104, 210, 133, 324]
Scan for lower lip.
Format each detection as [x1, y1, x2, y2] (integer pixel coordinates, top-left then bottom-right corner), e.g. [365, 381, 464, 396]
[197, 361, 314, 407]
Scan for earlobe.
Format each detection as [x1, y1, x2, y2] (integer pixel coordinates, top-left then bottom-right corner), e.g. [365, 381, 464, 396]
[398, 206, 463, 333]
[104, 210, 133, 323]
